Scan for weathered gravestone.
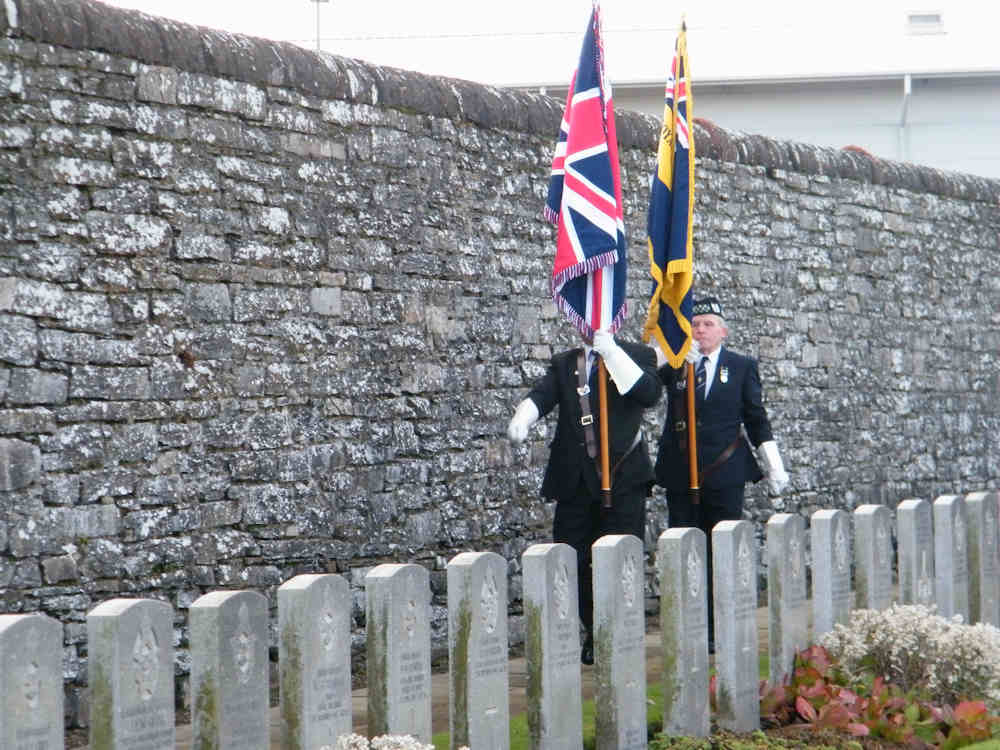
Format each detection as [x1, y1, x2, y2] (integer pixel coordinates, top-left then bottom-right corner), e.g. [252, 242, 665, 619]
[656, 527, 709, 738]
[933, 495, 970, 621]
[713, 520, 759, 732]
[767, 513, 808, 686]
[447, 551, 510, 750]
[810, 509, 852, 637]
[964, 491, 998, 625]
[896, 498, 935, 606]
[593, 534, 646, 750]
[189, 590, 270, 750]
[853, 504, 893, 611]
[87, 598, 175, 750]
[522, 542, 583, 750]
[278, 573, 352, 750]
[0, 613, 64, 750]
[365, 563, 432, 743]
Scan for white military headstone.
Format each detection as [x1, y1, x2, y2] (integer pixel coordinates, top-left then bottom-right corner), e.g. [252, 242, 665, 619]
[189, 590, 270, 750]
[810, 509, 852, 637]
[896, 498, 935, 606]
[278, 573, 353, 750]
[593, 534, 646, 750]
[447, 551, 510, 750]
[713, 520, 759, 732]
[965, 491, 1000, 626]
[364, 563, 432, 743]
[521, 542, 583, 750]
[766, 513, 808, 686]
[87, 598, 175, 750]
[656, 527, 709, 738]
[933, 495, 970, 621]
[0, 613, 64, 750]
[853, 505, 893, 611]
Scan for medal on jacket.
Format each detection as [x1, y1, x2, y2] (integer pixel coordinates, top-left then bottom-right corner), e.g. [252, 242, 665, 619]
[720, 366, 729, 384]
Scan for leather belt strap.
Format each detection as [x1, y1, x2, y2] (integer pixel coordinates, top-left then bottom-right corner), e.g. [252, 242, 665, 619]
[604, 430, 642, 480]
[698, 437, 741, 486]
[577, 351, 598, 459]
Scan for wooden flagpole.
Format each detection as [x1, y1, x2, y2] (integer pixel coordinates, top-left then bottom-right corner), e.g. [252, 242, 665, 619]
[598, 360, 612, 509]
[686, 360, 699, 504]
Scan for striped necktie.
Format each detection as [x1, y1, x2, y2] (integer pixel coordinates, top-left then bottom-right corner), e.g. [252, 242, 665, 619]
[695, 356, 708, 403]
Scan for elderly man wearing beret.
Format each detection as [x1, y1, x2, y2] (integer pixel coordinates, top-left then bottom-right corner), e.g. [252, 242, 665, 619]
[653, 296, 788, 652]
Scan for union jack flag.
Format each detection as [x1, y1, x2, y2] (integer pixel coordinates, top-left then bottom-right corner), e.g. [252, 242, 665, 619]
[642, 21, 695, 368]
[544, 3, 627, 341]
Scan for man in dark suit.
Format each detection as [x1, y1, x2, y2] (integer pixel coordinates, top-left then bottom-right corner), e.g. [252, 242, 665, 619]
[654, 296, 788, 650]
[507, 330, 661, 664]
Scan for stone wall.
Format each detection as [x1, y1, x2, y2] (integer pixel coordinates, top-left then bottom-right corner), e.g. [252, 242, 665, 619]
[1, 0, 999, 727]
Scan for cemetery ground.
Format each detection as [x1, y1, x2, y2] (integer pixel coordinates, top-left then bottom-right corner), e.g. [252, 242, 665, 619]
[63, 605, 985, 750]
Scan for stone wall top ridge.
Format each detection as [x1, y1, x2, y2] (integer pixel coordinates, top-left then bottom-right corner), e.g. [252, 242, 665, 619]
[5, 0, 1000, 203]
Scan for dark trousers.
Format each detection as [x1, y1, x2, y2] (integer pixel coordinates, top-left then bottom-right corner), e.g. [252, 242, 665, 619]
[553, 478, 646, 633]
[667, 484, 744, 640]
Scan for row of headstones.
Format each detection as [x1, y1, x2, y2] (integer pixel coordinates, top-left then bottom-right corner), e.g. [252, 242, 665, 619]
[1, 493, 997, 750]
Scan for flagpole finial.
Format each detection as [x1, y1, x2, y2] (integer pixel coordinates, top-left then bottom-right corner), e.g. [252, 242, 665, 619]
[680, 15, 687, 31]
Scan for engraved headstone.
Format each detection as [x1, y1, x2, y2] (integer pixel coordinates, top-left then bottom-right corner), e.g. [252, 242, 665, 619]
[713, 520, 759, 732]
[593, 534, 646, 750]
[87, 598, 175, 750]
[447, 551, 510, 750]
[656, 527, 709, 738]
[810, 509, 852, 637]
[896, 499, 935, 606]
[365, 563, 432, 743]
[853, 505, 893, 610]
[190, 590, 270, 750]
[278, 574, 352, 750]
[522, 542, 583, 750]
[933, 495, 970, 621]
[0, 613, 64, 750]
[965, 491, 1000, 626]
[767, 513, 808, 686]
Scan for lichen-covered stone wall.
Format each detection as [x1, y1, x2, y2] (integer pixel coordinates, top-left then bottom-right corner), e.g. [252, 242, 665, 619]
[2, 0, 999, 727]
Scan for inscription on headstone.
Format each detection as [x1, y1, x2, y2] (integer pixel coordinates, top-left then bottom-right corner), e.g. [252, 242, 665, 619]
[447, 551, 510, 750]
[365, 563, 432, 743]
[522, 542, 583, 750]
[713, 520, 759, 732]
[965, 491, 1000, 626]
[853, 505, 893, 610]
[593, 534, 646, 750]
[1, 613, 64, 750]
[767, 513, 808, 686]
[278, 573, 352, 750]
[810, 509, 852, 637]
[933, 495, 970, 621]
[657, 527, 709, 737]
[190, 590, 270, 750]
[897, 499, 935, 606]
[87, 598, 175, 750]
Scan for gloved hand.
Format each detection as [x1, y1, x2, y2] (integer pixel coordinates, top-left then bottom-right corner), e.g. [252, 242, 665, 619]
[758, 440, 789, 495]
[507, 398, 539, 444]
[684, 338, 701, 365]
[592, 330, 643, 393]
[653, 342, 668, 369]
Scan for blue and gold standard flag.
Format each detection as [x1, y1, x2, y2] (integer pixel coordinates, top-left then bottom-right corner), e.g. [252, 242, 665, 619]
[642, 21, 695, 368]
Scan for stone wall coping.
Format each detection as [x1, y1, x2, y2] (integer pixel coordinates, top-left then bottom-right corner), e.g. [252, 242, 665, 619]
[5, 0, 1000, 204]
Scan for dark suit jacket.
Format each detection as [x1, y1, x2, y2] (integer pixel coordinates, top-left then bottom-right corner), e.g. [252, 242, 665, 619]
[527, 342, 662, 502]
[655, 347, 772, 491]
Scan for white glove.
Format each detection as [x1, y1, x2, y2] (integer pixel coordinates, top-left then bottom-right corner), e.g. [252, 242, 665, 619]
[758, 440, 789, 495]
[684, 339, 701, 365]
[507, 398, 539, 444]
[653, 342, 668, 369]
[592, 330, 643, 393]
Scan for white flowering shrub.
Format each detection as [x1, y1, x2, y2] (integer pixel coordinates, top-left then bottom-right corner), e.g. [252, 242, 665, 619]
[818, 604, 1000, 710]
[333, 735, 467, 750]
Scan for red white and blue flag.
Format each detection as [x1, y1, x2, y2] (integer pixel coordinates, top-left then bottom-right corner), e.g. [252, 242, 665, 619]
[544, 3, 627, 341]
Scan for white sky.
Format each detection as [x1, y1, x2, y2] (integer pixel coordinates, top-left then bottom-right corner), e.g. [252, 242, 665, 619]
[93, 0, 999, 87]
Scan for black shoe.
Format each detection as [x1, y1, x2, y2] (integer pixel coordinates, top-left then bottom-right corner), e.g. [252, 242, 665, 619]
[581, 634, 594, 665]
